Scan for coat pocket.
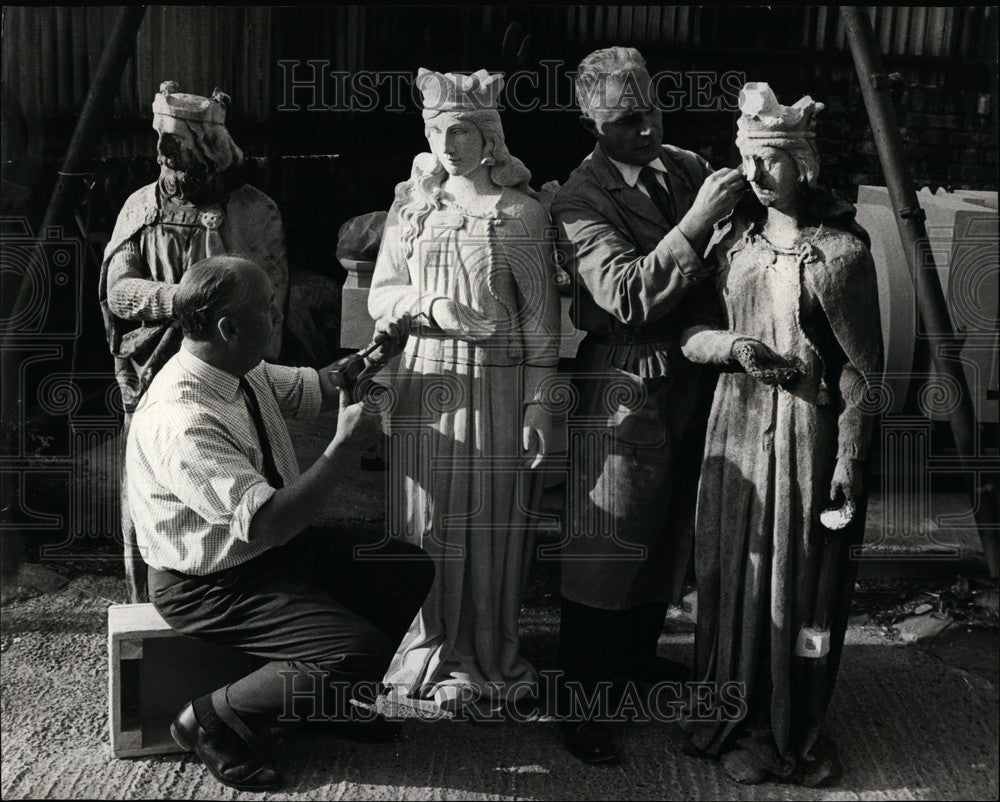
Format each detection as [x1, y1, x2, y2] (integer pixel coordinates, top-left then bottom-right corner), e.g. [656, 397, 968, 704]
[574, 366, 668, 448]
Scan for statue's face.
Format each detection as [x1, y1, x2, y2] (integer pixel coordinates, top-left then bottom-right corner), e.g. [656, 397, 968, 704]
[583, 70, 662, 167]
[741, 146, 799, 209]
[154, 116, 211, 175]
[425, 118, 486, 177]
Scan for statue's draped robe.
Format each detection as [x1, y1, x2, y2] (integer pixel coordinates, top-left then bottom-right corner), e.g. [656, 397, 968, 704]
[681, 222, 883, 778]
[368, 187, 559, 709]
[99, 182, 288, 413]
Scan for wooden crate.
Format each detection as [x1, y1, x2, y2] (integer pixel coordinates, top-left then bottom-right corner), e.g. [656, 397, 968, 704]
[107, 603, 263, 758]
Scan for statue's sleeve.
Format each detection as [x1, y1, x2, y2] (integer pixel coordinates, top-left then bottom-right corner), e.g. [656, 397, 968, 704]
[680, 281, 743, 366]
[551, 194, 711, 326]
[680, 233, 743, 366]
[106, 238, 178, 322]
[513, 205, 560, 407]
[828, 248, 882, 463]
[836, 358, 875, 462]
[809, 238, 884, 464]
[368, 201, 449, 322]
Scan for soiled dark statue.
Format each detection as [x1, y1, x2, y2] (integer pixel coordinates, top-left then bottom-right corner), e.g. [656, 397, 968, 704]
[681, 82, 884, 787]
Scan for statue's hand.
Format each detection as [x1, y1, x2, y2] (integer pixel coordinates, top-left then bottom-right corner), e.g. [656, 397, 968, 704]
[429, 298, 497, 341]
[369, 313, 412, 364]
[522, 402, 550, 470]
[731, 338, 801, 387]
[830, 457, 863, 509]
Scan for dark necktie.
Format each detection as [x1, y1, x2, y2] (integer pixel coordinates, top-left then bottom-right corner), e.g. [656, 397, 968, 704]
[239, 376, 284, 489]
[638, 165, 675, 226]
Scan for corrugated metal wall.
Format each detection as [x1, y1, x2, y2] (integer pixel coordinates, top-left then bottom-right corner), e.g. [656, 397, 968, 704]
[2, 6, 272, 120]
[2, 5, 994, 122]
[552, 5, 989, 58]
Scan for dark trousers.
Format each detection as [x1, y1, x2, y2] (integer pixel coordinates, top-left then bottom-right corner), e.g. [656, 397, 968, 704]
[149, 527, 434, 740]
[557, 596, 668, 713]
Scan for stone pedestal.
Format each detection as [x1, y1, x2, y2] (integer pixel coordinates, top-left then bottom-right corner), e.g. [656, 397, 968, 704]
[339, 258, 378, 350]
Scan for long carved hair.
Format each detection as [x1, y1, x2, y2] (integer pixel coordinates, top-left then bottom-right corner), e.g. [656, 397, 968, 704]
[394, 109, 535, 259]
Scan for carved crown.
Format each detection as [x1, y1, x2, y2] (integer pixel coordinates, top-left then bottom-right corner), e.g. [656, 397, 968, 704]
[152, 81, 229, 125]
[736, 82, 824, 140]
[416, 68, 504, 114]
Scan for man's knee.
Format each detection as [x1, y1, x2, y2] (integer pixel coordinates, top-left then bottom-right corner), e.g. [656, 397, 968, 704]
[325, 624, 394, 677]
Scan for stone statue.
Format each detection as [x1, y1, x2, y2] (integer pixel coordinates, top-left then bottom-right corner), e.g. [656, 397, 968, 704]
[100, 81, 289, 601]
[680, 82, 884, 786]
[368, 67, 560, 715]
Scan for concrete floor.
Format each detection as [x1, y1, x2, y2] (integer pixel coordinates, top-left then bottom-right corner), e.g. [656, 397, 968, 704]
[2, 409, 996, 800]
[1, 572, 998, 800]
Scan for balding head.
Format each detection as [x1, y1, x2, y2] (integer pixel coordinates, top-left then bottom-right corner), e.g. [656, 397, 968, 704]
[175, 256, 270, 341]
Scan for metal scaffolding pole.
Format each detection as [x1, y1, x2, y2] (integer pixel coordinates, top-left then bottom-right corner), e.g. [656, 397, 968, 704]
[841, 6, 998, 576]
[4, 6, 146, 324]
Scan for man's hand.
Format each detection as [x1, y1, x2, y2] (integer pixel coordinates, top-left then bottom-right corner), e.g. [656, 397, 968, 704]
[367, 313, 412, 365]
[254, 388, 384, 545]
[522, 403, 550, 470]
[678, 168, 747, 247]
[731, 338, 801, 387]
[325, 388, 383, 456]
[429, 298, 497, 341]
[319, 314, 411, 411]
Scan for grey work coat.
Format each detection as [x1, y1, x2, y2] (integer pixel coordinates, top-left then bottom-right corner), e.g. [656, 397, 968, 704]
[549, 143, 717, 610]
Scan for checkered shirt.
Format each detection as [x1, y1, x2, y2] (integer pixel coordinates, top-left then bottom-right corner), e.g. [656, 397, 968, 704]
[126, 347, 322, 574]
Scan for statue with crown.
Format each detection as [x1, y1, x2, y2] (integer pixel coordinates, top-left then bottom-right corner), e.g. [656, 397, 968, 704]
[679, 82, 884, 786]
[100, 81, 289, 602]
[367, 68, 560, 715]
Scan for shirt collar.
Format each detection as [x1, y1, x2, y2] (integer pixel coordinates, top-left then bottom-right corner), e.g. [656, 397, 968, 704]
[176, 346, 242, 403]
[607, 156, 668, 188]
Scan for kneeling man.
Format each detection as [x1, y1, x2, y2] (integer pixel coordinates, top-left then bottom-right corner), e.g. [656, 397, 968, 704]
[127, 256, 433, 791]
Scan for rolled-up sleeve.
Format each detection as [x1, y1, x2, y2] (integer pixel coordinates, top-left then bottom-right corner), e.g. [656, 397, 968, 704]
[259, 362, 322, 420]
[231, 481, 278, 543]
[162, 421, 276, 543]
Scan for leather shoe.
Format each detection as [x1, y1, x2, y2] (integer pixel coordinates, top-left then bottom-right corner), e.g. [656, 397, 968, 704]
[170, 702, 282, 792]
[560, 720, 622, 765]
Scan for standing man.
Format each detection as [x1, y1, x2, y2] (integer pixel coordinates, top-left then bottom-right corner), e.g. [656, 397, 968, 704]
[550, 47, 746, 763]
[129, 256, 433, 792]
[100, 81, 289, 601]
